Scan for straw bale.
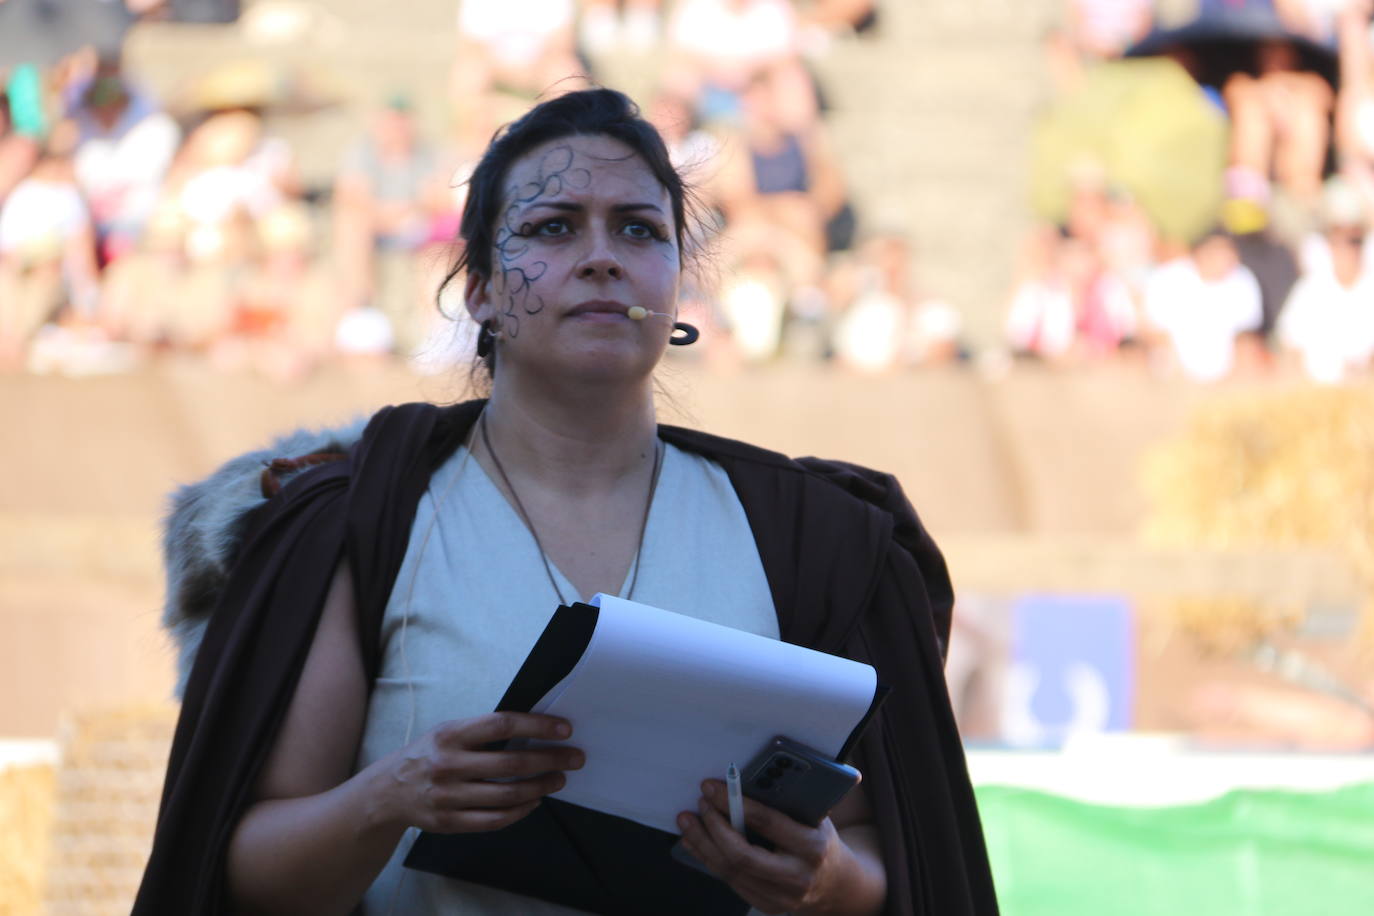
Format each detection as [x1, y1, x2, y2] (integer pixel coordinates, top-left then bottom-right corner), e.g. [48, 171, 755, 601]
[0, 764, 56, 916]
[1142, 387, 1374, 649]
[42, 703, 177, 916]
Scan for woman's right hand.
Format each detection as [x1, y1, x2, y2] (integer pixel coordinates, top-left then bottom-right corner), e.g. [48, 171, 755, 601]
[226, 565, 587, 916]
[371, 712, 584, 834]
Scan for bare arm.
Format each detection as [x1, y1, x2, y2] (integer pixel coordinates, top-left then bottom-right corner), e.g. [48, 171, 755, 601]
[0, 134, 39, 201]
[800, 127, 849, 222]
[225, 562, 391, 914]
[1336, 0, 1373, 160]
[330, 170, 377, 307]
[226, 563, 584, 915]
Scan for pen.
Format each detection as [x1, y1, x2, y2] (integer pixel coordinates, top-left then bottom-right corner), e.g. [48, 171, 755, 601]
[726, 763, 745, 833]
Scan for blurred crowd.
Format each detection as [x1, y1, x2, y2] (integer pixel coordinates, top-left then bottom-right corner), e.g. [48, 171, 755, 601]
[0, 0, 909, 379]
[1012, 0, 1374, 385]
[5, 0, 1374, 382]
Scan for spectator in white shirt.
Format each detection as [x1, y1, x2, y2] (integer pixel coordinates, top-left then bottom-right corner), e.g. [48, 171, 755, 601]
[0, 149, 100, 363]
[1296, 174, 1374, 281]
[451, 0, 583, 105]
[68, 58, 181, 263]
[1143, 229, 1264, 381]
[1004, 228, 1136, 362]
[663, 0, 803, 119]
[1278, 183, 1374, 383]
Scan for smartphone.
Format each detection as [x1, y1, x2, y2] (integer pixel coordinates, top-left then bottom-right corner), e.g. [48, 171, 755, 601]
[670, 736, 861, 873]
[739, 736, 861, 829]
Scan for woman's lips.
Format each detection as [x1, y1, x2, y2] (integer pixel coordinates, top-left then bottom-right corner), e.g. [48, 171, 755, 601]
[567, 301, 631, 319]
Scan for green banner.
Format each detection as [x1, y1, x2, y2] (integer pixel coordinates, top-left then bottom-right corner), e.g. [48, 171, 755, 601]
[977, 782, 1374, 915]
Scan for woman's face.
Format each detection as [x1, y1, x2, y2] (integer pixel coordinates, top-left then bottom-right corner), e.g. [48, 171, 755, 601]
[466, 134, 681, 385]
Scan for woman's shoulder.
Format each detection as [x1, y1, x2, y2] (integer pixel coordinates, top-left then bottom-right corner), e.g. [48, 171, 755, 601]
[162, 401, 463, 584]
[659, 424, 796, 471]
[659, 424, 917, 524]
[667, 424, 953, 649]
[164, 416, 372, 578]
[161, 414, 373, 692]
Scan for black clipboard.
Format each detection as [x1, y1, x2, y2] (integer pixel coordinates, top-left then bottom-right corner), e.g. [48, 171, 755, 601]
[404, 603, 747, 913]
[403, 602, 884, 914]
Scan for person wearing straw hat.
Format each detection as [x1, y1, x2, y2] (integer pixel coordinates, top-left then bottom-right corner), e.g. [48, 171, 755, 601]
[1277, 176, 1374, 382]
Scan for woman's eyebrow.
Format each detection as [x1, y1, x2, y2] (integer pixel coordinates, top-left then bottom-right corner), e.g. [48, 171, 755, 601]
[520, 201, 665, 215]
[610, 203, 666, 215]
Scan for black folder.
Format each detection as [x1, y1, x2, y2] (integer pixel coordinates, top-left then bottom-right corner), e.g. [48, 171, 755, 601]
[403, 602, 885, 914]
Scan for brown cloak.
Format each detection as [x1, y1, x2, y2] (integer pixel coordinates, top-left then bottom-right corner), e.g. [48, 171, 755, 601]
[133, 400, 998, 915]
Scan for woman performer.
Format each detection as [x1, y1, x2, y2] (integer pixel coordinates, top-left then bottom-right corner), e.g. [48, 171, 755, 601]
[134, 88, 997, 915]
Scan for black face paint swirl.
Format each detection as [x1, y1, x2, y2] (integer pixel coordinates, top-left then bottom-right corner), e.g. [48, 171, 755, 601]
[489, 145, 593, 338]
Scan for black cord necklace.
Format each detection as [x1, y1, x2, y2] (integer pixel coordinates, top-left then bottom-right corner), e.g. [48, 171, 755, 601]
[479, 412, 663, 605]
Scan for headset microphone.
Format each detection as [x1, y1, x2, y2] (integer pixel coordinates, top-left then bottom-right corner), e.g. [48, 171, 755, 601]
[624, 306, 699, 345]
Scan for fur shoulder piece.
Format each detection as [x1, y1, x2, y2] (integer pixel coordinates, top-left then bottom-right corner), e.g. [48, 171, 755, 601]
[162, 418, 369, 697]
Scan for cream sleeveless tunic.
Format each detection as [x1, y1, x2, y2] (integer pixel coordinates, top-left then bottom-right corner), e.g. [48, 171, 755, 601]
[355, 440, 778, 914]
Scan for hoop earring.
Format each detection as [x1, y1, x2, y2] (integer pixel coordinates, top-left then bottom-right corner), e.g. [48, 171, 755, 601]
[669, 321, 700, 346]
[476, 320, 498, 358]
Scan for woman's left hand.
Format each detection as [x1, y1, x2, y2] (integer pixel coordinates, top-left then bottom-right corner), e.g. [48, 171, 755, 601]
[675, 779, 884, 916]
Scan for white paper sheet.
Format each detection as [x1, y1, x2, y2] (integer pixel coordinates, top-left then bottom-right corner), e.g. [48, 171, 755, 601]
[528, 594, 877, 834]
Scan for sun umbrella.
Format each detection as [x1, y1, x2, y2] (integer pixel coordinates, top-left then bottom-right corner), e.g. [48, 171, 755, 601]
[1029, 56, 1229, 244]
[1126, 0, 1337, 90]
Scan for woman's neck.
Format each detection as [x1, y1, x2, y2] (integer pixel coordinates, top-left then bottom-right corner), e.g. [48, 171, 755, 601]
[479, 378, 659, 496]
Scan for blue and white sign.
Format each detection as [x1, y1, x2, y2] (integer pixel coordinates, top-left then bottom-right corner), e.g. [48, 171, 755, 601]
[1001, 594, 1135, 748]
